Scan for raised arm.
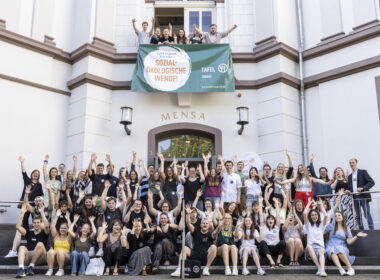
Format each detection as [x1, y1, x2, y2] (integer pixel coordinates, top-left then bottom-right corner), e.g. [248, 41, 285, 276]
[202, 153, 209, 177]
[332, 189, 344, 213]
[285, 149, 293, 168]
[51, 209, 61, 238]
[303, 197, 313, 224]
[157, 153, 166, 180]
[150, 18, 155, 36]
[132, 18, 139, 34]
[105, 154, 114, 176]
[72, 155, 78, 180]
[192, 24, 203, 35]
[119, 183, 127, 213]
[218, 155, 226, 177]
[186, 211, 195, 233]
[89, 216, 97, 239]
[24, 185, 34, 213]
[198, 163, 205, 183]
[87, 153, 97, 177]
[18, 156, 26, 173]
[16, 205, 28, 236]
[232, 155, 238, 173]
[192, 189, 202, 210]
[43, 154, 49, 180]
[68, 214, 79, 239]
[172, 189, 184, 217]
[180, 163, 186, 184]
[97, 222, 109, 243]
[100, 180, 110, 212]
[318, 198, 328, 226]
[274, 199, 281, 229]
[226, 24, 238, 34]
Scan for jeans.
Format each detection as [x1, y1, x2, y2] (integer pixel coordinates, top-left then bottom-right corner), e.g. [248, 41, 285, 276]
[205, 196, 221, 210]
[246, 194, 260, 208]
[70, 250, 90, 275]
[354, 198, 374, 230]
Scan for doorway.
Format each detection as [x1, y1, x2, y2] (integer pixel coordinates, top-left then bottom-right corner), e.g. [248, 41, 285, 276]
[155, 8, 184, 35]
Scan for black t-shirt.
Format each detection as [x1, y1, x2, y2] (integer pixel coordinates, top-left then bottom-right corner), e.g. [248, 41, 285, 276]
[185, 218, 201, 233]
[104, 208, 123, 230]
[20, 172, 44, 202]
[107, 176, 119, 198]
[90, 173, 110, 196]
[192, 228, 213, 254]
[25, 229, 48, 250]
[154, 226, 176, 244]
[163, 179, 177, 194]
[150, 36, 160, 44]
[184, 178, 202, 201]
[159, 36, 174, 44]
[127, 232, 151, 255]
[128, 210, 146, 228]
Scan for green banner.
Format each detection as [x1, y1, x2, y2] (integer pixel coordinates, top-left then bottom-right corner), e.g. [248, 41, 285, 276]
[131, 44, 235, 93]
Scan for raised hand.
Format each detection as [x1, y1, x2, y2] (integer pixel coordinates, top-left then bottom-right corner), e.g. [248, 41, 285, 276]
[172, 156, 178, 165]
[102, 221, 108, 229]
[74, 214, 80, 222]
[215, 200, 220, 210]
[192, 24, 197, 29]
[232, 155, 237, 163]
[44, 154, 49, 161]
[138, 159, 143, 167]
[151, 17, 155, 23]
[142, 205, 148, 214]
[233, 24, 238, 29]
[132, 18, 137, 23]
[147, 189, 153, 198]
[73, 155, 77, 162]
[185, 204, 192, 214]
[178, 188, 184, 196]
[310, 153, 315, 162]
[221, 190, 226, 197]
[18, 156, 25, 163]
[56, 209, 62, 217]
[285, 150, 290, 157]
[91, 153, 97, 161]
[357, 232, 368, 238]
[105, 154, 111, 163]
[196, 189, 202, 197]
[207, 152, 212, 159]
[78, 190, 85, 200]
[126, 161, 130, 170]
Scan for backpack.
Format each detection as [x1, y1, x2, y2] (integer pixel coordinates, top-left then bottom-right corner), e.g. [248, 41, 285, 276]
[182, 259, 201, 278]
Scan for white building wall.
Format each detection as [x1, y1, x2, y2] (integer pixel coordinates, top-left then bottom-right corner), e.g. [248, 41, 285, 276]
[0, 80, 69, 223]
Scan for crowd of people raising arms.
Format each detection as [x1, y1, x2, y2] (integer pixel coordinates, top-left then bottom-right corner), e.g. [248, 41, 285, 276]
[132, 18, 238, 45]
[8, 150, 375, 278]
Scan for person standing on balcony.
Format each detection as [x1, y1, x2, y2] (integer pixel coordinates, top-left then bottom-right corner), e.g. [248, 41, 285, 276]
[347, 158, 375, 230]
[132, 18, 155, 44]
[192, 23, 237, 44]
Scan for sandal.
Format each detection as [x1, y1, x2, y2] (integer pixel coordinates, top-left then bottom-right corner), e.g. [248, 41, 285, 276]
[289, 261, 295, 266]
[276, 262, 284, 268]
[141, 269, 147, 276]
[113, 270, 119, 276]
[152, 266, 159, 274]
[294, 261, 300, 266]
[270, 263, 276, 269]
[103, 271, 109, 276]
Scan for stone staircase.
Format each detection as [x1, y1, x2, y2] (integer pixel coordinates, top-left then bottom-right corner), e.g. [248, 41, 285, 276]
[0, 224, 379, 275]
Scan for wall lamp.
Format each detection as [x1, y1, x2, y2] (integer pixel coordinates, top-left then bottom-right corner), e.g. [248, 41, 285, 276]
[120, 106, 133, 135]
[236, 106, 249, 135]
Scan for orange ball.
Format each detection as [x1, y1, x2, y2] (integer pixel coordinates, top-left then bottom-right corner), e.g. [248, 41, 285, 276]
[237, 93, 242, 97]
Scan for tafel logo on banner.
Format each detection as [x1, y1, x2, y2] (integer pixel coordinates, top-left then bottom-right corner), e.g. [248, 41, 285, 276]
[238, 152, 263, 176]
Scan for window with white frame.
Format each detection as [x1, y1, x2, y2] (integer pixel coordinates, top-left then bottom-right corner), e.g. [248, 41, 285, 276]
[185, 9, 214, 35]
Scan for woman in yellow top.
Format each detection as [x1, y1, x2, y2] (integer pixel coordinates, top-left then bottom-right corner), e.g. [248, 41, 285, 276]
[45, 209, 72, 276]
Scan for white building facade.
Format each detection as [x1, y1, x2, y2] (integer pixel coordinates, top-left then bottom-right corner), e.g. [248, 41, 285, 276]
[0, 0, 380, 223]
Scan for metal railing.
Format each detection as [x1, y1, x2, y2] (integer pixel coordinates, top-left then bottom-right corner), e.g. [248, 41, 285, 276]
[317, 191, 380, 230]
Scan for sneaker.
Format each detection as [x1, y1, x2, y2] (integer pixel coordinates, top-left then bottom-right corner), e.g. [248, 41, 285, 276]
[170, 268, 181, 277]
[55, 269, 65, 276]
[124, 266, 129, 274]
[45, 269, 53, 276]
[225, 267, 231, 276]
[242, 268, 250, 276]
[320, 270, 327, 277]
[5, 250, 18, 258]
[26, 266, 34, 276]
[346, 268, 355, 276]
[202, 267, 210, 276]
[316, 269, 321, 276]
[339, 268, 347, 276]
[232, 267, 238, 276]
[16, 268, 26, 278]
[96, 248, 104, 257]
[89, 247, 95, 257]
[257, 268, 266, 276]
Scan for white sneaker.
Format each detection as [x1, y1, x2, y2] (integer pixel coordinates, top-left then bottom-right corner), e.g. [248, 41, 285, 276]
[242, 268, 250, 276]
[170, 268, 181, 277]
[339, 268, 347, 276]
[346, 268, 355, 276]
[45, 269, 53, 276]
[96, 248, 104, 257]
[320, 270, 327, 277]
[257, 268, 266, 276]
[55, 269, 65, 276]
[88, 247, 95, 257]
[225, 267, 231, 276]
[4, 250, 17, 258]
[202, 267, 210, 276]
[232, 267, 238, 276]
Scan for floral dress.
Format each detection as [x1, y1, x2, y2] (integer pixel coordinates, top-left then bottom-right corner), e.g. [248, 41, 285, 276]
[325, 223, 355, 265]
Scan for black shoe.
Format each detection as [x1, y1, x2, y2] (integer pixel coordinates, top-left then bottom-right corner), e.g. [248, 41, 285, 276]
[26, 266, 34, 276]
[16, 268, 26, 278]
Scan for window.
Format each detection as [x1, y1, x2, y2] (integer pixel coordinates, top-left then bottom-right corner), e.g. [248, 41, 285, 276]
[186, 10, 214, 35]
[157, 135, 213, 159]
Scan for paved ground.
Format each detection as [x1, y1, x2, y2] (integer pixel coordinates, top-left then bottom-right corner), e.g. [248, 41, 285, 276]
[1, 275, 380, 280]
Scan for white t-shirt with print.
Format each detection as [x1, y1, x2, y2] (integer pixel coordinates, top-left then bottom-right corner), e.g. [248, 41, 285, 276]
[304, 222, 326, 247]
[222, 172, 242, 203]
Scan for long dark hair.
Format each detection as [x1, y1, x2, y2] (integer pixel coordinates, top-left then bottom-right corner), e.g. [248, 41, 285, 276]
[30, 170, 40, 182]
[308, 209, 321, 227]
[249, 167, 259, 183]
[177, 29, 186, 44]
[130, 170, 139, 182]
[319, 167, 330, 181]
[333, 211, 348, 237]
[49, 167, 58, 180]
[265, 214, 276, 230]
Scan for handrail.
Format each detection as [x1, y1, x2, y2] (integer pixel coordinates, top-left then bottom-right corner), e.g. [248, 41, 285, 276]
[0, 201, 24, 204]
[317, 190, 380, 198]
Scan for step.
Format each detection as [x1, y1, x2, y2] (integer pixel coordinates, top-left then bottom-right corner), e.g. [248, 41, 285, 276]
[2, 265, 380, 275]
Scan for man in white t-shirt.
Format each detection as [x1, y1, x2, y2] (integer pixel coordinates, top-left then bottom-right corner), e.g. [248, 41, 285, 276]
[132, 18, 155, 44]
[222, 161, 242, 204]
[192, 23, 237, 44]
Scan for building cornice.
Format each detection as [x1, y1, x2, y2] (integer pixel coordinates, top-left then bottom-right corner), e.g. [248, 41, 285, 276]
[303, 23, 380, 60]
[304, 54, 380, 88]
[67, 72, 300, 91]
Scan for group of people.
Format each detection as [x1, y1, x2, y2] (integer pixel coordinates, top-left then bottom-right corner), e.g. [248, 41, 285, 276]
[132, 18, 238, 45]
[8, 150, 375, 278]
